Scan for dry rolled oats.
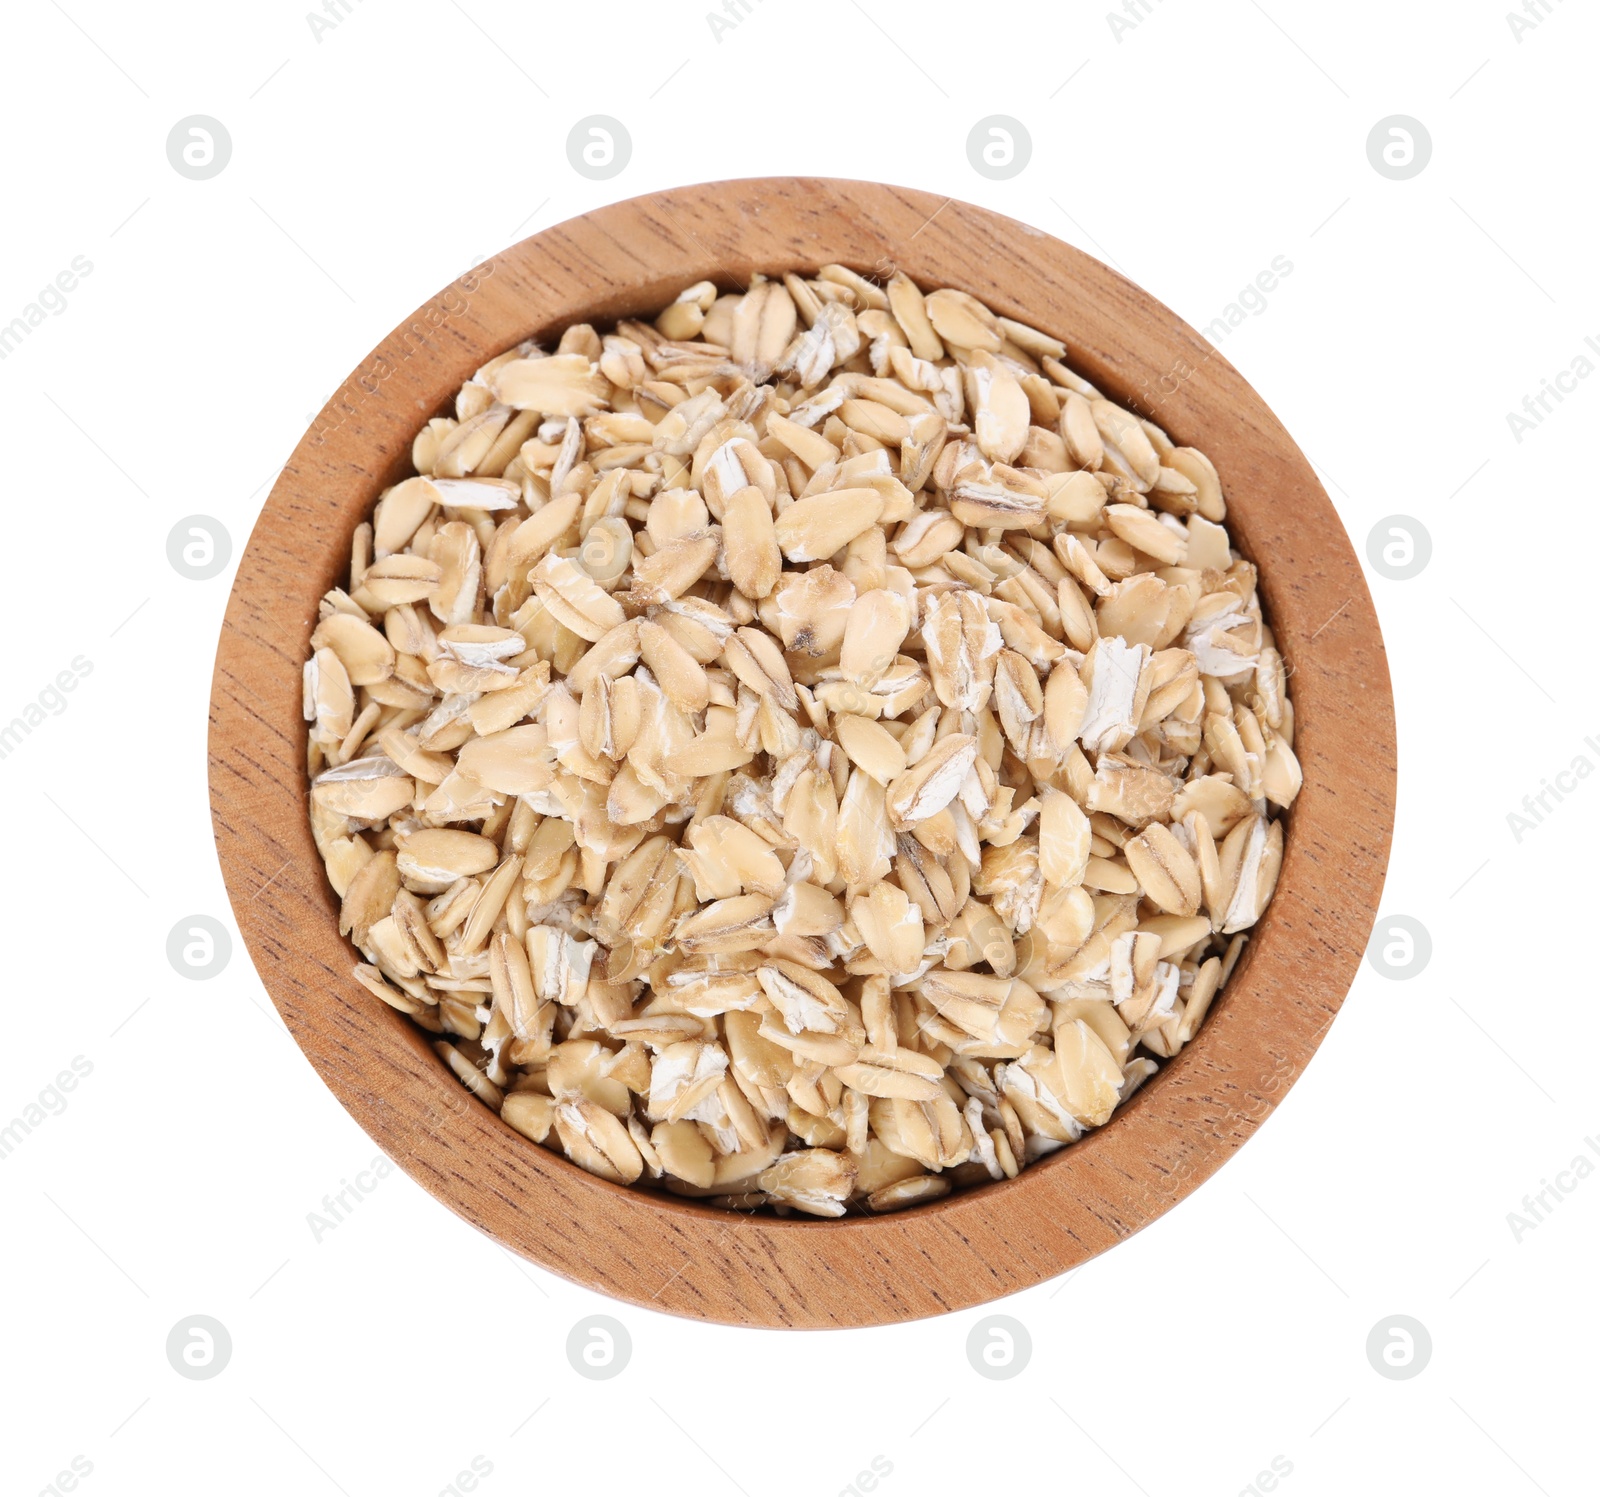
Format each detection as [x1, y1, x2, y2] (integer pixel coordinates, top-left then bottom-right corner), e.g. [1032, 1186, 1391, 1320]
[305, 269, 1300, 1217]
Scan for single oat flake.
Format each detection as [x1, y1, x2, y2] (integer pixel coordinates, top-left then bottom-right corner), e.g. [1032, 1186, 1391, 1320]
[304, 268, 1300, 1217]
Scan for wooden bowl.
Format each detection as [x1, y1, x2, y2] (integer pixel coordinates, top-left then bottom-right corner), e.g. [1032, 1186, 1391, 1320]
[209, 177, 1394, 1329]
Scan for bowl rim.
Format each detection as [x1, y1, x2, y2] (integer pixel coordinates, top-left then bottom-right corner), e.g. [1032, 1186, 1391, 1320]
[208, 175, 1395, 1328]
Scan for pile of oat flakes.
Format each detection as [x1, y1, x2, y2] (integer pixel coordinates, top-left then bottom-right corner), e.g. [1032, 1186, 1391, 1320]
[304, 266, 1301, 1217]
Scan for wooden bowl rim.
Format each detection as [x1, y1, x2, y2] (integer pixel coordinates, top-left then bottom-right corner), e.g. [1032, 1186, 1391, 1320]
[208, 176, 1395, 1328]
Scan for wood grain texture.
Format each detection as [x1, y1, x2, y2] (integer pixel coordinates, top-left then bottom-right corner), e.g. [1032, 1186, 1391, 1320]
[208, 178, 1395, 1328]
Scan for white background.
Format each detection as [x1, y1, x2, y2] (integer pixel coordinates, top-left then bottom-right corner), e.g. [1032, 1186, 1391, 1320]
[1, 1, 1593, 1493]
